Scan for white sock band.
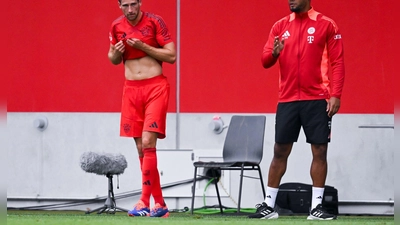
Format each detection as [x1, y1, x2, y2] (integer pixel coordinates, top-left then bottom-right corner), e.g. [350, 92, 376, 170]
[311, 186, 325, 210]
[264, 186, 279, 208]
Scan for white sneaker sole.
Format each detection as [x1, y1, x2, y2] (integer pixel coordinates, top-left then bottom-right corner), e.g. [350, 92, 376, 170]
[261, 212, 279, 219]
[307, 215, 336, 220]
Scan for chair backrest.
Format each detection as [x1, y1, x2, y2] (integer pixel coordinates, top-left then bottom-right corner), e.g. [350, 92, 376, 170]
[222, 115, 266, 164]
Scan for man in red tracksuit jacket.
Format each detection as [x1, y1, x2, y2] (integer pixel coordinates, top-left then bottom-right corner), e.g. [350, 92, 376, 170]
[249, 0, 344, 220]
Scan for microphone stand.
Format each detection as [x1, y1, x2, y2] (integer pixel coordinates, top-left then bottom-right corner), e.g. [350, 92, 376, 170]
[85, 174, 129, 214]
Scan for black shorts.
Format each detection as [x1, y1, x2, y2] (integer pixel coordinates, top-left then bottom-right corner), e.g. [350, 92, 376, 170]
[275, 100, 331, 144]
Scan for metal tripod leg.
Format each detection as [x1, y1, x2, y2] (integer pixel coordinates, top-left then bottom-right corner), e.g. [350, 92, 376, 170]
[85, 174, 128, 214]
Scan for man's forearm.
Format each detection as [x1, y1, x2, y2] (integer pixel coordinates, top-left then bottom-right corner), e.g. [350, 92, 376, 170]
[141, 43, 176, 64]
[261, 51, 278, 68]
[108, 52, 123, 65]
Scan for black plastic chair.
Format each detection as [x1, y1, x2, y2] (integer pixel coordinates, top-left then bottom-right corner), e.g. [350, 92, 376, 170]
[190, 115, 267, 214]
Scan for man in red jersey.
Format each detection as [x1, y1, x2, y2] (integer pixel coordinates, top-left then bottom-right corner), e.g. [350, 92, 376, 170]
[249, 0, 344, 220]
[108, 0, 176, 218]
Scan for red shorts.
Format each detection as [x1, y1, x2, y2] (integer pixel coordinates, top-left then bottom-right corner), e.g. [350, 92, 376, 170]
[120, 75, 170, 139]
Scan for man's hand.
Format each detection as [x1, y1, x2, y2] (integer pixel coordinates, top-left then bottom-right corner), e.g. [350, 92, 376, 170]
[125, 39, 176, 64]
[126, 38, 145, 50]
[113, 40, 125, 55]
[327, 97, 341, 117]
[272, 36, 285, 57]
[108, 41, 125, 65]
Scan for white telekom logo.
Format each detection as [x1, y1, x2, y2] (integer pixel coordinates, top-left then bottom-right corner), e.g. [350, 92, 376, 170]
[307, 36, 314, 43]
[307, 27, 315, 44]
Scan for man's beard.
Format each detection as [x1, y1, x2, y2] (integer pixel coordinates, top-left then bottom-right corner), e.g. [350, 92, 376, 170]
[289, 2, 307, 13]
[290, 6, 302, 13]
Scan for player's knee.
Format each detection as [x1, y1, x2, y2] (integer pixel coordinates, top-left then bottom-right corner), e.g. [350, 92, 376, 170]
[141, 132, 158, 148]
[312, 144, 328, 159]
[273, 143, 292, 159]
[141, 141, 155, 149]
[141, 138, 156, 149]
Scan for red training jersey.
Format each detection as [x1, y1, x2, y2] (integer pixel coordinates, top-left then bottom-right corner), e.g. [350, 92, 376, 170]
[109, 11, 173, 62]
[262, 8, 345, 102]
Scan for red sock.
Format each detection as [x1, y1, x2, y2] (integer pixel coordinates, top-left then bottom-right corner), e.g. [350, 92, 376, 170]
[139, 156, 143, 171]
[152, 168, 165, 206]
[140, 148, 157, 207]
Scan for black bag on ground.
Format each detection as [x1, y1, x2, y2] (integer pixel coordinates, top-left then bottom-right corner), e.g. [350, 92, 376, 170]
[275, 182, 338, 215]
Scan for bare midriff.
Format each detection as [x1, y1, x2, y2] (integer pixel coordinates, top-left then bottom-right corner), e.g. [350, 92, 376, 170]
[124, 56, 163, 80]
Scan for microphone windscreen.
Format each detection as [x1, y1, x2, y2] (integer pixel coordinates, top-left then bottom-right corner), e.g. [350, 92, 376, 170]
[80, 152, 128, 175]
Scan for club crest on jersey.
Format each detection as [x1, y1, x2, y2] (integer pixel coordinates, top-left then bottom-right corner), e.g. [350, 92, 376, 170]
[307, 27, 315, 34]
[140, 26, 152, 37]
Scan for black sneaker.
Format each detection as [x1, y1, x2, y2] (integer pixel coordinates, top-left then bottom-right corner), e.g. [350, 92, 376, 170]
[307, 204, 337, 220]
[248, 202, 279, 219]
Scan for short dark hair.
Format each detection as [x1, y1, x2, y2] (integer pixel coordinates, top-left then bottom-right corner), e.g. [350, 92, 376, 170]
[118, 0, 140, 3]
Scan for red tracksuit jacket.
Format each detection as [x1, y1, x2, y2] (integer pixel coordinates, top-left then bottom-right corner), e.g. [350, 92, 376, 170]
[262, 8, 345, 102]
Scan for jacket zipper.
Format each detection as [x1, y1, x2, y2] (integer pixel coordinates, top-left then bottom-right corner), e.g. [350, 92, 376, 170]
[297, 17, 303, 101]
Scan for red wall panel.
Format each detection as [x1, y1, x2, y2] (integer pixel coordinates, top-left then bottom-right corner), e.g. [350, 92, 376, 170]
[6, 1, 394, 113]
[179, 0, 394, 113]
[313, 0, 394, 114]
[180, 1, 284, 113]
[6, 0, 177, 112]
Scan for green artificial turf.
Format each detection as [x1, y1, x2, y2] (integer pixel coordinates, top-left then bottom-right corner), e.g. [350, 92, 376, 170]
[7, 210, 394, 225]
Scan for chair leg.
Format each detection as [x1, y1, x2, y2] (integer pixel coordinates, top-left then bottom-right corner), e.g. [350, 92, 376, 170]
[257, 166, 266, 199]
[212, 168, 223, 214]
[190, 166, 198, 214]
[237, 163, 245, 213]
